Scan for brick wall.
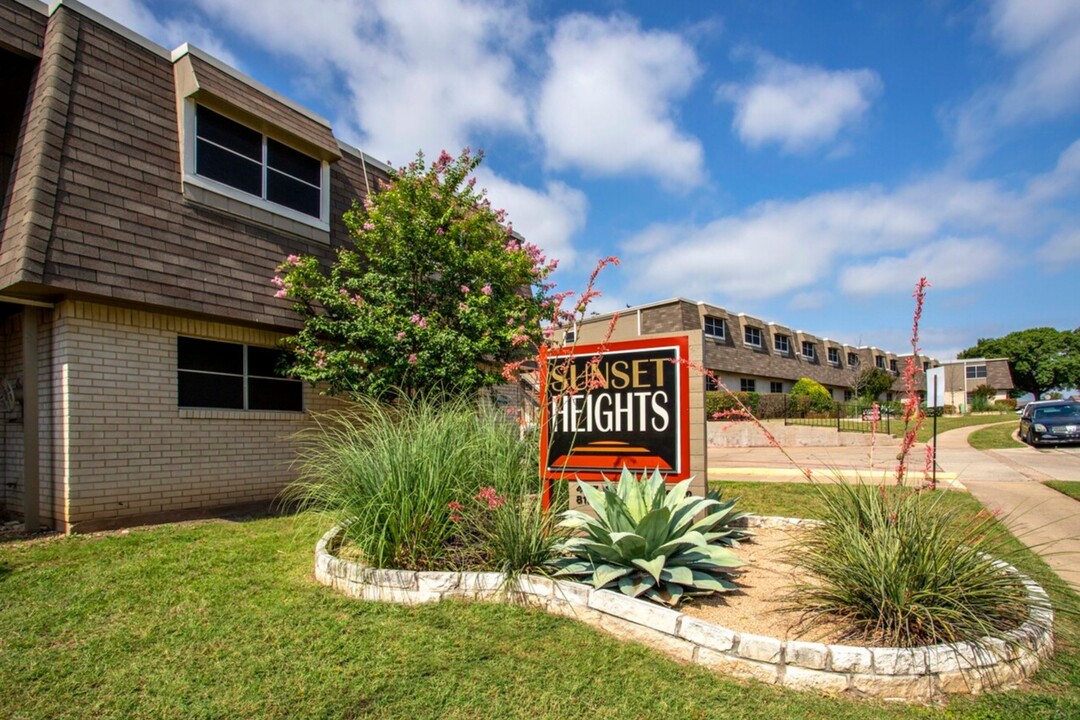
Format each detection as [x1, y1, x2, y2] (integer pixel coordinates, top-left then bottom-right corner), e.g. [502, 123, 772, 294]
[36, 300, 343, 531]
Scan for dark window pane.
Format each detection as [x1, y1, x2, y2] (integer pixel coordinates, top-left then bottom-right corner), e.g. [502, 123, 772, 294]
[267, 139, 321, 186]
[196, 139, 263, 196]
[178, 371, 244, 409]
[196, 106, 261, 161]
[248, 378, 303, 411]
[178, 337, 243, 374]
[248, 346, 288, 378]
[267, 169, 320, 217]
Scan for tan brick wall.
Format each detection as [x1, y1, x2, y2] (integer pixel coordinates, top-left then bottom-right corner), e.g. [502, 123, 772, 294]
[40, 300, 342, 530]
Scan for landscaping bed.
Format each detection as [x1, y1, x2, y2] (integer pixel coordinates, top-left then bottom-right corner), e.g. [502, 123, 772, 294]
[315, 516, 1054, 702]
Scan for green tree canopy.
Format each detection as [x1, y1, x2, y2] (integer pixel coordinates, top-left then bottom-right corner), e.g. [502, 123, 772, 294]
[959, 327, 1080, 400]
[854, 367, 895, 402]
[274, 149, 557, 399]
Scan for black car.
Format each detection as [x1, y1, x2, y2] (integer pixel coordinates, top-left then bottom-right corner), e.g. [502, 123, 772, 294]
[1019, 400, 1080, 446]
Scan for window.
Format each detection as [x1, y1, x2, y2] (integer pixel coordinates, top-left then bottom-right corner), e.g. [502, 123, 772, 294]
[704, 316, 726, 340]
[195, 106, 323, 219]
[875, 355, 885, 369]
[801, 341, 816, 360]
[177, 337, 302, 411]
[828, 347, 840, 365]
[744, 326, 762, 347]
[890, 359, 898, 373]
[923, 361, 930, 371]
[774, 334, 790, 354]
[770, 381, 783, 394]
[844, 390, 854, 401]
[740, 378, 756, 393]
[966, 364, 987, 379]
[564, 329, 576, 343]
[848, 352, 859, 367]
[706, 373, 720, 391]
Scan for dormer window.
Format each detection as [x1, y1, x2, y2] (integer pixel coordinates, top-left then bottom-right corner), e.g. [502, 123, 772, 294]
[744, 326, 762, 348]
[704, 316, 726, 341]
[195, 106, 322, 219]
[774, 334, 790, 354]
[801, 341, 816, 360]
[828, 348, 840, 365]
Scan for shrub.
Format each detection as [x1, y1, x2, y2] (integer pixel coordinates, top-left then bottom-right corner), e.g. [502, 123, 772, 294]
[970, 384, 996, 412]
[756, 393, 787, 419]
[787, 482, 1034, 647]
[550, 468, 747, 606]
[706, 390, 759, 419]
[994, 398, 1018, 411]
[285, 395, 557, 572]
[790, 377, 834, 413]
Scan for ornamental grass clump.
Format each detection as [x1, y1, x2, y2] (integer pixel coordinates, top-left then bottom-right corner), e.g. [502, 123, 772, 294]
[550, 467, 748, 607]
[285, 394, 559, 573]
[788, 481, 1032, 648]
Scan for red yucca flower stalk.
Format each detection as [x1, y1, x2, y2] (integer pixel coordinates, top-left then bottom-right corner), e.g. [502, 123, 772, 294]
[895, 277, 932, 487]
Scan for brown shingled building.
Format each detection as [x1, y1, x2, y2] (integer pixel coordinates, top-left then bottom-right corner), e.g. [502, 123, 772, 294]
[0, 0, 392, 531]
[568, 298, 1014, 407]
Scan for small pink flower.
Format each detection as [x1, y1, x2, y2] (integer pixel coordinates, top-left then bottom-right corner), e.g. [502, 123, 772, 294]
[407, 353, 418, 365]
[475, 486, 505, 509]
[458, 302, 468, 312]
[436, 227, 445, 235]
[286, 254, 301, 265]
[448, 501, 464, 511]
[460, 285, 470, 294]
[481, 284, 492, 296]
[409, 314, 428, 329]
[339, 288, 349, 297]
[362, 222, 376, 231]
[449, 514, 461, 523]
[274, 289, 287, 299]
[395, 331, 406, 341]
[272, 276, 286, 289]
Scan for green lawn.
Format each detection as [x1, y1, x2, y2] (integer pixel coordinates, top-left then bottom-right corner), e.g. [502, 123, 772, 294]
[1045, 481, 1080, 503]
[1, 486, 1078, 719]
[891, 413, 1016, 443]
[968, 421, 1025, 450]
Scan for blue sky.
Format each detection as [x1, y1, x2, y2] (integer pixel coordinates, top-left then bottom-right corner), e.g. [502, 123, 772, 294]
[88, 0, 1080, 359]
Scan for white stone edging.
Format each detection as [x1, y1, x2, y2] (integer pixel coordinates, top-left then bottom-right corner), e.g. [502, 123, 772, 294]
[314, 516, 1054, 702]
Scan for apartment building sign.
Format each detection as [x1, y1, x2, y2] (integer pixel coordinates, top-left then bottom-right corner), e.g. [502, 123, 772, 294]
[539, 336, 691, 487]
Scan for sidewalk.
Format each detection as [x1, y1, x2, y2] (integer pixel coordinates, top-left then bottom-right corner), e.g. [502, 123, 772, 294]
[708, 422, 1080, 592]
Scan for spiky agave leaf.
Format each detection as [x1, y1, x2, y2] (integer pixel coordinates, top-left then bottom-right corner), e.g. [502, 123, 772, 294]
[550, 467, 747, 607]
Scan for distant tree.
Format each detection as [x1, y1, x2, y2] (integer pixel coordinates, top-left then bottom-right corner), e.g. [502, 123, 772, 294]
[854, 367, 895, 402]
[959, 327, 1080, 400]
[274, 149, 557, 399]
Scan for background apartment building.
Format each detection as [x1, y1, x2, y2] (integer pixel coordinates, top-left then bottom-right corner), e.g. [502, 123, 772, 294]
[0, 0, 391, 531]
[570, 298, 1012, 407]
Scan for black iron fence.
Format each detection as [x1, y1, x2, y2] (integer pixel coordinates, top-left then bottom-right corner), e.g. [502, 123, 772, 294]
[784, 401, 893, 435]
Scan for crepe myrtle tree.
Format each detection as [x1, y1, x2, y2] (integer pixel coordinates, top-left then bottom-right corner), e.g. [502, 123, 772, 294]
[273, 148, 558, 399]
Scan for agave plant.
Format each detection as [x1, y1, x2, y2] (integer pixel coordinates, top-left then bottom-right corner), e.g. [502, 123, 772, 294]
[549, 467, 748, 607]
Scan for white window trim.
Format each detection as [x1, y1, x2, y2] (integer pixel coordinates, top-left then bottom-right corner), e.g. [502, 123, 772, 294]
[828, 349, 841, 366]
[744, 327, 762, 348]
[181, 100, 331, 233]
[774, 335, 790, 354]
[801, 342, 816, 360]
[704, 316, 726, 341]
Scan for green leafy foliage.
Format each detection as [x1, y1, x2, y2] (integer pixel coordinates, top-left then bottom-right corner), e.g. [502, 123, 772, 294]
[790, 377, 834, 413]
[960, 327, 1080, 400]
[284, 395, 558, 572]
[970, 383, 996, 412]
[788, 481, 1036, 647]
[853, 367, 895, 402]
[705, 390, 759, 418]
[273, 149, 557, 399]
[550, 468, 747, 607]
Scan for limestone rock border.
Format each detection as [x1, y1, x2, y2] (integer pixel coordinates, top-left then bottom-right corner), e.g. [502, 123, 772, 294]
[314, 516, 1054, 702]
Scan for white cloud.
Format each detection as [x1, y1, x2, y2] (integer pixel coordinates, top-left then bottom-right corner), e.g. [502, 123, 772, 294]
[951, 0, 1080, 155]
[620, 141, 1080, 301]
[838, 238, 1008, 296]
[719, 52, 881, 154]
[536, 14, 705, 187]
[477, 170, 588, 269]
[187, 0, 531, 165]
[1037, 229, 1080, 266]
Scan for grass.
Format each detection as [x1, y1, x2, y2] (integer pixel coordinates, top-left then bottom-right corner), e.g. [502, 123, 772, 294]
[969, 422, 1025, 450]
[1, 485, 1078, 719]
[1045, 481, 1080, 503]
[891, 413, 1016, 443]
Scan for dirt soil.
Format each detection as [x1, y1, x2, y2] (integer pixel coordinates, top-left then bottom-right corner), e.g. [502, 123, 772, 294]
[682, 525, 848, 643]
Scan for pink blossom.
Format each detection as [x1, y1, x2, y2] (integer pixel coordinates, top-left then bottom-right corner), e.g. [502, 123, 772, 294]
[339, 289, 349, 297]
[274, 289, 287, 299]
[458, 302, 468, 312]
[395, 331, 406, 341]
[436, 227, 445, 235]
[362, 221, 376, 231]
[475, 486, 505, 509]
[481, 284, 492, 296]
[271, 276, 286, 289]
[409, 314, 428, 329]
[460, 285, 470, 294]
[286, 254, 301, 265]
[407, 353, 418, 365]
